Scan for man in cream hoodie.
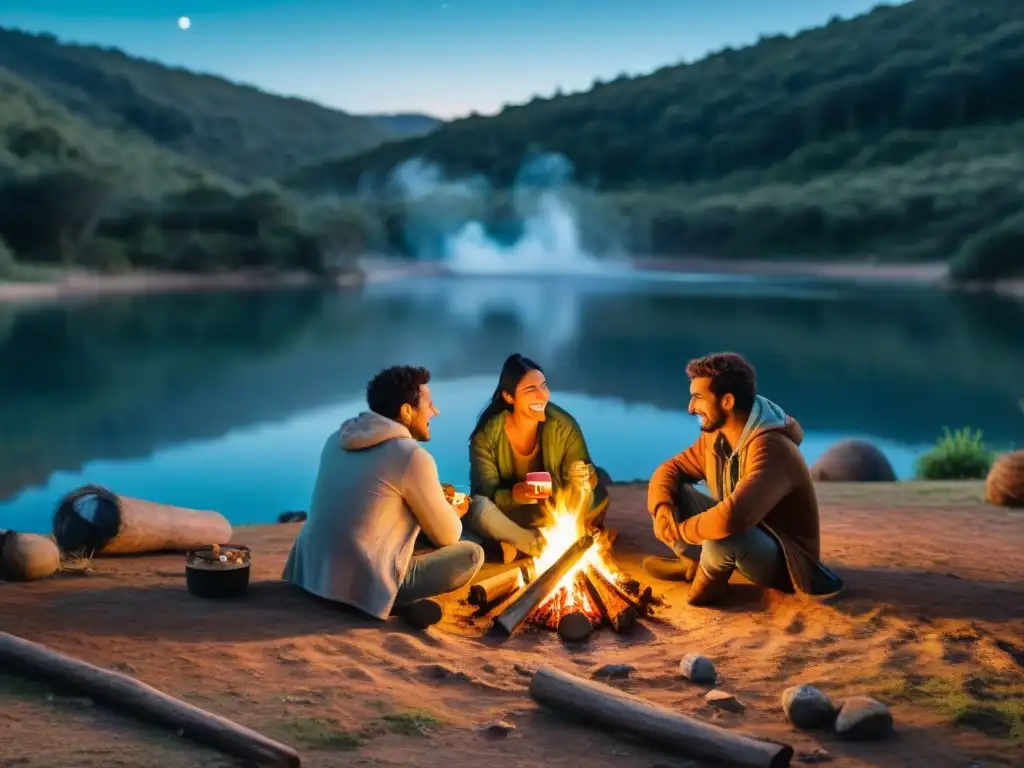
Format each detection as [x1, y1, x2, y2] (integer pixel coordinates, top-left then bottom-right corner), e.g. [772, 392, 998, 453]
[283, 366, 484, 628]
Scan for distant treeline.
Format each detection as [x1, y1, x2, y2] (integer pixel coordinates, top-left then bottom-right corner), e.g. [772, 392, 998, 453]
[2, 0, 1023, 281]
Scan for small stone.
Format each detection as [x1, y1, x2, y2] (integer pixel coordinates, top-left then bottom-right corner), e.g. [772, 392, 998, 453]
[834, 696, 893, 740]
[478, 720, 515, 737]
[781, 684, 838, 729]
[679, 653, 717, 684]
[593, 664, 636, 680]
[513, 663, 534, 678]
[796, 747, 832, 763]
[282, 695, 313, 705]
[704, 689, 745, 713]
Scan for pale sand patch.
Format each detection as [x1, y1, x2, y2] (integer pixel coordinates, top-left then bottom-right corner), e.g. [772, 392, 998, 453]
[1, 482, 1021, 767]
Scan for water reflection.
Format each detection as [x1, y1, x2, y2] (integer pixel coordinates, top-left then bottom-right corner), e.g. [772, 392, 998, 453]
[1, 277, 1021, 532]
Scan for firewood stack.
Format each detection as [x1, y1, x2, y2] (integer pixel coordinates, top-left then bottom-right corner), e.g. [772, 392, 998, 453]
[481, 532, 660, 640]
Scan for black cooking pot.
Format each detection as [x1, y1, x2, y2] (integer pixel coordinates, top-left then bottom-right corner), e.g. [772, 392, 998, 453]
[185, 544, 251, 598]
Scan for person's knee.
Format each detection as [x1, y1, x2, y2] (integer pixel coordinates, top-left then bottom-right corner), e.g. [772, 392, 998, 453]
[701, 528, 760, 567]
[455, 541, 486, 576]
[704, 528, 761, 556]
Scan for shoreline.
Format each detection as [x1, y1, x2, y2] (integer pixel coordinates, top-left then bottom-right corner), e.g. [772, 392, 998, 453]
[1, 256, 1020, 304]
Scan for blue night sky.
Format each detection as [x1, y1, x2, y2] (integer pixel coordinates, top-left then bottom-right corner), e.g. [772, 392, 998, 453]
[3, 1, 892, 118]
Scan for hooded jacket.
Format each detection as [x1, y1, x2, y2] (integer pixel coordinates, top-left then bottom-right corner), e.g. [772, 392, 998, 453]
[282, 411, 462, 619]
[647, 396, 844, 599]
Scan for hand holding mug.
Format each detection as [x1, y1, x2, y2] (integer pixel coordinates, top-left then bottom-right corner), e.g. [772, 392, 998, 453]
[512, 474, 551, 504]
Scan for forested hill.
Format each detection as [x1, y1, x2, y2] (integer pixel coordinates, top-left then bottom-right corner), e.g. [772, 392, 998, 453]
[287, 0, 1024, 192]
[0, 26, 392, 181]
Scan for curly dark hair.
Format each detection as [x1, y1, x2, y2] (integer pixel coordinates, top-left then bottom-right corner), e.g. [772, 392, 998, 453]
[366, 366, 431, 420]
[685, 352, 757, 414]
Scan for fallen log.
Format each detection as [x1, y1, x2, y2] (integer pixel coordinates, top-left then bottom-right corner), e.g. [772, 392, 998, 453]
[493, 534, 594, 636]
[468, 565, 527, 608]
[530, 666, 792, 768]
[52, 485, 232, 557]
[584, 569, 637, 634]
[0, 632, 300, 767]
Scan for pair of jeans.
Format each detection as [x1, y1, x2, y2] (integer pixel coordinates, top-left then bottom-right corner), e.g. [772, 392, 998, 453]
[667, 484, 787, 588]
[462, 495, 546, 554]
[393, 541, 484, 606]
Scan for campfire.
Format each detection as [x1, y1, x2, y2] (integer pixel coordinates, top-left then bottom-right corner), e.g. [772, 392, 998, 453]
[476, 488, 658, 641]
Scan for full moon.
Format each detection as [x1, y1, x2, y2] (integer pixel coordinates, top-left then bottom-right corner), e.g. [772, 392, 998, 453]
[178, 16, 191, 30]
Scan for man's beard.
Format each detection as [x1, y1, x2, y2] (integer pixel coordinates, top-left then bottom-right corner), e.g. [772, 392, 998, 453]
[410, 425, 430, 442]
[699, 411, 727, 433]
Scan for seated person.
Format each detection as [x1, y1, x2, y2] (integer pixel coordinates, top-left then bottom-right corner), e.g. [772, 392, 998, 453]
[283, 365, 484, 628]
[467, 353, 609, 562]
[644, 352, 845, 606]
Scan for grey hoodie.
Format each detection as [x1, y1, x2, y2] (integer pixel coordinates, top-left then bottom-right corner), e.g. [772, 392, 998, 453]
[282, 411, 462, 619]
[719, 396, 791, 498]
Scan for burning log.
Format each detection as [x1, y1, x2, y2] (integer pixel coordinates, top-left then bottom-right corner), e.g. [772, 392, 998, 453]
[530, 666, 793, 768]
[585, 569, 637, 634]
[531, 571, 602, 630]
[493, 534, 594, 636]
[468, 565, 527, 608]
[557, 612, 593, 642]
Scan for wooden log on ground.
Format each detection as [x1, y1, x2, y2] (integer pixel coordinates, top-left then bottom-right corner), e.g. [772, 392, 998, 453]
[0, 631, 300, 767]
[53, 485, 232, 557]
[557, 612, 593, 641]
[493, 534, 594, 636]
[584, 569, 637, 634]
[530, 666, 792, 768]
[468, 565, 527, 608]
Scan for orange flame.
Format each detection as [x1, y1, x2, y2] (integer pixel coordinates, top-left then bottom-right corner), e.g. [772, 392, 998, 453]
[530, 486, 622, 624]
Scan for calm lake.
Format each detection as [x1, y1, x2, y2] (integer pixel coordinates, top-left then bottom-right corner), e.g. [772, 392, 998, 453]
[2, 272, 1022, 534]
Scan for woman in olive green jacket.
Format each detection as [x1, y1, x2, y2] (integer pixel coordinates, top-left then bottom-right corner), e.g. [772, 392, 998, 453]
[467, 353, 609, 561]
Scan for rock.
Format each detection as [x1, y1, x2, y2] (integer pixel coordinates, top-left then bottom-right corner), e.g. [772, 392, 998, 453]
[985, 450, 1024, 508]
[679, 653, 717, 684]
[834, 696, 893, 740]
[478, 721, 515, 737]
[795, 747, 832, 763]
[277, 510, 307, 523]
[557, 612, 593, 642]
[781, 684, 838, 729]
[418, 663, 467, 681]
[704, 689, 745, 713]
[592, 664, 636, 680]
[513, 663, 534, 678]
[0, 532, 61, 581]
[811, 440, 896, 482]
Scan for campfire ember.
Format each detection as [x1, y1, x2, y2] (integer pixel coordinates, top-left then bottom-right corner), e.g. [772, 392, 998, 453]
[490, 486, 656, 638]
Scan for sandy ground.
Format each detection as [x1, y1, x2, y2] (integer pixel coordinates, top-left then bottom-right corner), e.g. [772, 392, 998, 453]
[1, 482, 1022, 768]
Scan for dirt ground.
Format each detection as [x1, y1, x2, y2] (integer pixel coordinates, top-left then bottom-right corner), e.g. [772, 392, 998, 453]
[1, 482, 1022, 768]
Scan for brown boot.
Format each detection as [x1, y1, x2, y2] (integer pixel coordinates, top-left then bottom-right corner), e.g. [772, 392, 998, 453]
[395, 599, 443, 629]
[642, 555, 699, 582]
[686, 566, 730, 606]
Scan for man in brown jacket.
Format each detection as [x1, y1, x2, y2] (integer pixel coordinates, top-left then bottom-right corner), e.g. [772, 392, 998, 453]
[645, 353, 844, 606]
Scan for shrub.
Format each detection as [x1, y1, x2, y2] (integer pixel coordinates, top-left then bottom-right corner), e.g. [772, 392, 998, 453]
[915, 427, 995, 480]
[949, 212, 1024, 283]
